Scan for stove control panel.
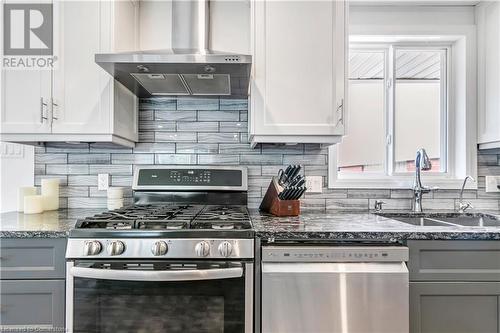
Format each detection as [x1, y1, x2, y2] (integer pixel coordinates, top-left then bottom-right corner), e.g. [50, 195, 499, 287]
[169, 170, 211, 184]
[66, 238, 254, 259]
[133, 166, 248, 191]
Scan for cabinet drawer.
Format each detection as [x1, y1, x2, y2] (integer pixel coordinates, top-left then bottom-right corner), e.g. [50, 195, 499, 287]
[410, 282, 500, 333]
[0, 238, 66, 279]
[0, 279, 65, 332]
[408, 241, 500, 281]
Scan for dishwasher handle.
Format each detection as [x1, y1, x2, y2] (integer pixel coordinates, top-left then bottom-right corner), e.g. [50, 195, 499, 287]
[262, 261, 409, 274]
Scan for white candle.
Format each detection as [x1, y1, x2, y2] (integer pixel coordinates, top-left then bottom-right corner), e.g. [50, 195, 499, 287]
[24, 195, 44, 214]
[107, 187, 124, 199]
[41, 178, 60, 197]
[18, 187, 37, 212]
[42, 195, 59, 211]
[41, 179, 59, 210]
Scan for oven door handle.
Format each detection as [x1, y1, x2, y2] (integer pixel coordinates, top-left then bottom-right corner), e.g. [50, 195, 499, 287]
[70, 266, 243, 281]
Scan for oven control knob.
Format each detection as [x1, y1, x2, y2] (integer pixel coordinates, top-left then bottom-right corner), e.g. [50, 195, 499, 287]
[151, 241, 168, 256]
[195, 241, 210, 257]
[107, 241, 125, 256]
[83, 240, 102, 256]
[218, 241, 233, 258]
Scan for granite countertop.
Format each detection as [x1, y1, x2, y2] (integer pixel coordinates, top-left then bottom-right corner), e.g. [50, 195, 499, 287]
[0, 209, 103, 238]
[250, 210, 500, 241]
[2, 208, 500, 240]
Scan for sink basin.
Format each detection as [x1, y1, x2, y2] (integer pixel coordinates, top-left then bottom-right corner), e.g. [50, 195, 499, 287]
[437, 215, 500, 227]
[377, 213, 500, 227]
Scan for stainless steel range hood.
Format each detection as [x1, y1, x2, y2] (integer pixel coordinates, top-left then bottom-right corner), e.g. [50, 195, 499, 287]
[95, 0, 251, 98]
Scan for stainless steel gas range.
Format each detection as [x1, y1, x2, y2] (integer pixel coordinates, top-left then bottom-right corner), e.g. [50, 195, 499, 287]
[65, 166, 254, 333]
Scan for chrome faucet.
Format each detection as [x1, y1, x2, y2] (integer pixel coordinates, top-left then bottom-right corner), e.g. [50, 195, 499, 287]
[458, 176, 475, 213]
[413, 148, 433, 212]
[373, 200, 385, 212]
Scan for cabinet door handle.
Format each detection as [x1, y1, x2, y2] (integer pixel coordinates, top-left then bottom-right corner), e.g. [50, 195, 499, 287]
[336, 99, 344, 126]
[40, 97, 48, 123]
[51, 98, 59, 120]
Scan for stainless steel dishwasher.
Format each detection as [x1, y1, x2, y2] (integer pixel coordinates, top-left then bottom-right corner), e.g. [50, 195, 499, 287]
[262, 246, 409, 333]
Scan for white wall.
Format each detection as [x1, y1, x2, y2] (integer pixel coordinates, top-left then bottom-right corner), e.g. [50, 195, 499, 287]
[349, 5, 476, 27]
[139, 0, 173, 51]
[0, 143, 34, 213]
[210, 0, 250, 54]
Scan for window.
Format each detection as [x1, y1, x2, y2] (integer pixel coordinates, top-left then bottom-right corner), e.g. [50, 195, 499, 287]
[329, 37, 477, 189]
[338, 43, 448, 174]
[393, 49, 447, 174]
[338, 48, 387, 174]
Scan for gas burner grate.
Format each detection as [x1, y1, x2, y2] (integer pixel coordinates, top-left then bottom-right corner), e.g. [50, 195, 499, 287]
[75, 204, 252, 231]
[192, 221, 252, 230]
[136, 221, 188, 230]
[196, 205, 250, 221]
[76, 220, 135, 230]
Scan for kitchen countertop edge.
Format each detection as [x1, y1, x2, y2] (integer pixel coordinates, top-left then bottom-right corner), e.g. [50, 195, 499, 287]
[1, 209, 500, 240]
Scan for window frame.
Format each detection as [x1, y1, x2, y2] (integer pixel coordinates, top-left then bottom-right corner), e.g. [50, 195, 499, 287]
[329, 39, 476, 189]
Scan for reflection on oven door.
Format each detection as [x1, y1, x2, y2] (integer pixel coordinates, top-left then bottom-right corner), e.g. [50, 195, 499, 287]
[69, 262, 248, 333]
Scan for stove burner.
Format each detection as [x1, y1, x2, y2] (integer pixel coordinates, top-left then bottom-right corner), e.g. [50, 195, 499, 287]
[75, 204, 251, 231]
[107, 222, 133, 230]
[167, 223, 185, 230]
[212, 224, 235, 230]
[136, 219, 189, 230]
[197, 205, 249, 221]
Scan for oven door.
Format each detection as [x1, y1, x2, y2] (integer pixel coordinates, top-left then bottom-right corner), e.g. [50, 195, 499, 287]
[66, 260, 253, 333]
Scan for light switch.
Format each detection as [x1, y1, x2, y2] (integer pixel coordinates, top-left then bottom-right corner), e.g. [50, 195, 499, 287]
[98, 174, 109, 191]
[485, 176, 500, 192]
[305, 176, 323, 193]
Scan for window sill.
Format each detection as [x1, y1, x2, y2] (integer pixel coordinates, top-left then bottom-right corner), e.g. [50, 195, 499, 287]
[328, 176, 477, 190]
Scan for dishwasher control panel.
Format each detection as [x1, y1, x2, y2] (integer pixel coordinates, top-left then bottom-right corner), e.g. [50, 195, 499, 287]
[262, 246, 409, 262]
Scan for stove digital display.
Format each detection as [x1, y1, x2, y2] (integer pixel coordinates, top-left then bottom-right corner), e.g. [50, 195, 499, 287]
[137, 169, 243, 187]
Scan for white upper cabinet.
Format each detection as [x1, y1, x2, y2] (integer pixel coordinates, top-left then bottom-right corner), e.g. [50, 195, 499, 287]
[477, 1, 500, 150]
[1, 0, 139, 147]
[51, 0, 109, 135]
[249, 0, 346, 147]
[1, 69, 52, 134]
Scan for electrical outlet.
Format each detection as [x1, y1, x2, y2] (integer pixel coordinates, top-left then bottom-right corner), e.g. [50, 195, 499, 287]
[98, 174, 109, 191]
[305, 176, 323, 193]
[485, 176, 500, 192]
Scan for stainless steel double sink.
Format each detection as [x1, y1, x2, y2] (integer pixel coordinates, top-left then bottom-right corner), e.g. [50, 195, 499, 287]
[376, 212, 500, 227]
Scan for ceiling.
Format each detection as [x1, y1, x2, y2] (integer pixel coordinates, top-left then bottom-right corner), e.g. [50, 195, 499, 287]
[349, 0, 481, 6]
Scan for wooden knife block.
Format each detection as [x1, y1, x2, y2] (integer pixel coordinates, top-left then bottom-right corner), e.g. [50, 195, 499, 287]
[259, 177, 300, 217]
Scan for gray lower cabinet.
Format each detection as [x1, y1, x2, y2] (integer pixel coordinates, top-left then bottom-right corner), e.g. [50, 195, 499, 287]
[409, 241, 500, 333]
[0, 238, 66, 279]
[408, 240, 500, 281]
[410, 282, 500, 333]
[0, 279, 65, 332]
[0, 238, 66, 332]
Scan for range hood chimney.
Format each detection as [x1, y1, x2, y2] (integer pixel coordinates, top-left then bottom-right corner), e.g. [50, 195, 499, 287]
[95, 0, 251, 98]
[172, 0, 209, 50]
